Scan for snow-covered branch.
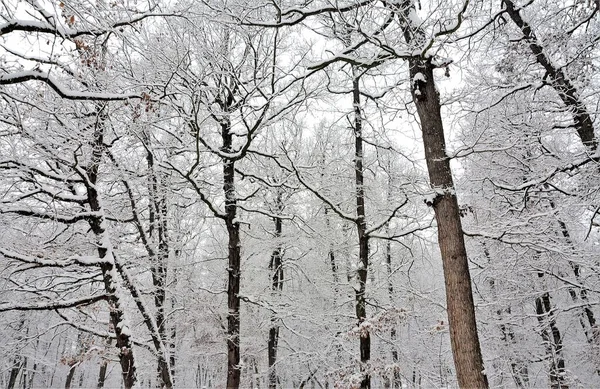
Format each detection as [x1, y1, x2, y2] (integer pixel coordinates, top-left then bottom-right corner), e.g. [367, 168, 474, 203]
[0, 294, 108, 312]
[0, 70, 143, 101]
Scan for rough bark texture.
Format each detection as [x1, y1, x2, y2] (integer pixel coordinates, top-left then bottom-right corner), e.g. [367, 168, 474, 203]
[351, 70, 371, 389]
[222, 118, 242, 389]
[409, 58, 488, 389]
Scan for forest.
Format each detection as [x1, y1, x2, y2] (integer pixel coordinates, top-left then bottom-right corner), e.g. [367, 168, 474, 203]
[0, 0, 599, 388]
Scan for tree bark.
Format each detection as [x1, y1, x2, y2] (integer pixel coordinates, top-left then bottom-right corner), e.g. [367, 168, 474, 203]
[408, 58, 488, 388]
[222, 118, 242, 389]
[65, 365, 77, 389]
[268, 193, 284, 389]
[145, 134, 174, 388]
[7, 356, 22, 389]
[350, 68, 371, 389]
[96, 339, 110, 389]
[535, 272, 567, 389]
[86, 107, 136, 389]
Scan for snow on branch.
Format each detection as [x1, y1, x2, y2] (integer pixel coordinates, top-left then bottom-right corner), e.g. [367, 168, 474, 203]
[0, 70, 142, 101]
[0, 294, 108, 312]
[0, 206, 101, 223]
[284, 156, 357, 223]
[0, 247, 107, 267]
[370, 222, 433, 241]
[490, 152, 600, 191]
[223, 0, 376, 27]
[0, 11, 172, 38]
[307, 52, 396, 71]
[365, 197, 409, 236]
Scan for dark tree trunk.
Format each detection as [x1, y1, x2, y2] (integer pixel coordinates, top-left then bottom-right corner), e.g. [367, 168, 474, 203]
[535, 273, 567, 389]
[145, 137, 174, 388]
[8, 357, 22, 389]
[65, 365, 77, 389]
[386, 237, 401, 389]
[396, 0, 487, 385]
[350, 68, 371, 389]
[97, 343, 109, 389]
[8, 318, 26, 389]
[222, 118, 242, 389]
[268, 195, 284, 389]
[20, 357, 28, 389]
[407, 58, 488, 388]
[170, 288, 177, 381]
[86, 107, 136, 389]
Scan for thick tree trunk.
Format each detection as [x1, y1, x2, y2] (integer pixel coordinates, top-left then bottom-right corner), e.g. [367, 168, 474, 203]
[408, 58, 488, 388]
[268, 197, 284, 389]
[222, 119, 242, 389]
[351, 69, 371, 389]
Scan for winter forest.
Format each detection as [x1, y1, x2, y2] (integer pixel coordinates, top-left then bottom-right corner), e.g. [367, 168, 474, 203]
[2, 0, 600, 388]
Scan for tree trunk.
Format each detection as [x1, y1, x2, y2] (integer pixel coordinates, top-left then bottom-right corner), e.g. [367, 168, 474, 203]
[65, 365, 77, 389]
[350, 68, 371, 389]
[408, 58, 488, 388]
[145, 138, 173, 389]
[8, 318, 26, 389]
[97, 340, 110, 389]
[535, 272, 567, 389]
[86, 107, 136, 389]
[223, 118, 242, 389]
[8, 356, 22, 389]
[384, 166, 401, 389]
[268, 195, 284, 389]
[386, 238, 401, 389]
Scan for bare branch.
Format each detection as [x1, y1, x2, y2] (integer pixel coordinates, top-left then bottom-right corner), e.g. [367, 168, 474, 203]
[0, 294, 108, 312]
